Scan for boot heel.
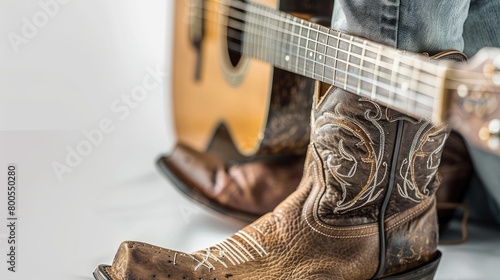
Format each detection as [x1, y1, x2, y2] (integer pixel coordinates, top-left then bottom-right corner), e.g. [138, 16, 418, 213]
[380, 251, 441, 280]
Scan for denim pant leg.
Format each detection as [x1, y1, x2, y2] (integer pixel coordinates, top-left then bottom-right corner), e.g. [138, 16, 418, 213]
[462, 0, 500, 224]
[463, 0, 500, 57]
[331, 0, 470, 53]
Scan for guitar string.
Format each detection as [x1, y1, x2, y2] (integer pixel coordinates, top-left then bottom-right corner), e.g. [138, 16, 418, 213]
[237, 13, 438, 97]
[240, 2, 494, 99]
[196, 1, 441, 90]
[196, 8, 481, 104]
[198, 0, 487, 85]
[195, 5, 439, 111]
[197, 3, 491, 116]
[222, 34, 434, 115]
[194, 4, 437, 115]
[236, 0, 487, 83]
[241, 7, 436, 111]
[191, 0, 488, 118]
[197, 5, 439, 95]
[248, 0, 491, 88]
[207, 0, 453, 83]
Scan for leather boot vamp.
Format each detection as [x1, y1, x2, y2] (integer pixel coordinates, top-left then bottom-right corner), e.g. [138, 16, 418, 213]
[163, 143, 304, 216]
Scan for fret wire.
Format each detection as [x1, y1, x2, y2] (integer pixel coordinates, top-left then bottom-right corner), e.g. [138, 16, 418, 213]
[344, 35, 353, 91]
[271, 12, 277, 63]
[270, 11, 278, 63]
[357, 41, 367, 96]
[276, 12, 283, 65]
[280, 14, 293, 65]
[295, 17, 302, 74]
[312, 24, 318, 79]
[320, 26, 327, 80]
[280, 14, 286, 65]
[304, 20, 311, 77]
[333, 31, 340, 87]
[286, 15, 293, 67]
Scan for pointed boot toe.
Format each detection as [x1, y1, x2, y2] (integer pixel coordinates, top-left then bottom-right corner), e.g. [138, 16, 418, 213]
[96, 241, 216, 280]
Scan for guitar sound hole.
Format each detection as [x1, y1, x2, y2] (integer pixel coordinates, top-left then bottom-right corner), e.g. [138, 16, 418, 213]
[227, 1, 246, 68]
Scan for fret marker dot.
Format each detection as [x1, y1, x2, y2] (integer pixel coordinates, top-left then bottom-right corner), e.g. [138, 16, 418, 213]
[319, 55, 323, 60]
[309, 51, 313, 57]
[285, 55, 290, 62]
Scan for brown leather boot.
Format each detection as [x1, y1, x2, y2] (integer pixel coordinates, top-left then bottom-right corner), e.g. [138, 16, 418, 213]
[95, 87, 449, 279]
[157, 144, 305, 222]
[158, 117, 470, 227]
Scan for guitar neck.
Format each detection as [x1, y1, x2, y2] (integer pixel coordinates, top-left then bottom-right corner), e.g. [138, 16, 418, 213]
[234, 1, 449, 122]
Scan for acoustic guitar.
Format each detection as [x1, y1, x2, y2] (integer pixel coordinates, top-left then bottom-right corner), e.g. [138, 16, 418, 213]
[172, 0, 334, 162]
[172, 0, 500, 159]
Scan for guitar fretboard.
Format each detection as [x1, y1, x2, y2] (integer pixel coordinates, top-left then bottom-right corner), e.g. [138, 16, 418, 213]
[223, 1, 448, 121]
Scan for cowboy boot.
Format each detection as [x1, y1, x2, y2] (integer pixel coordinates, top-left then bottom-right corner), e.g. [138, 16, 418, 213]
[95, 86, 449, 280]
[158, 133, 471, 227]
[157, 144, 305, 222]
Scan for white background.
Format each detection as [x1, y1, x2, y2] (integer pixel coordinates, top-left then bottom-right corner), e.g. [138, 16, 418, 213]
[0, 1, 242, 279]
[0, 1, 499, 280]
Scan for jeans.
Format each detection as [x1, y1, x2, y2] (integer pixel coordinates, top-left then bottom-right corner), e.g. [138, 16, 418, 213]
[331, 0, 500, 223]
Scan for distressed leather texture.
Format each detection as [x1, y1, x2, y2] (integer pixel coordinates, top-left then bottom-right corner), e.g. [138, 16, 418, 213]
[103, 87, 446, 279]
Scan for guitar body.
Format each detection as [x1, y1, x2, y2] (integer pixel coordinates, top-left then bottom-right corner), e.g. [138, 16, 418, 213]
[172, 0, 333, 161]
